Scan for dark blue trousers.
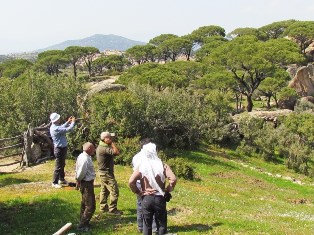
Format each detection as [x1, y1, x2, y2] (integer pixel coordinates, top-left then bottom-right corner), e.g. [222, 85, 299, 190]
[141, 195, 167, 235]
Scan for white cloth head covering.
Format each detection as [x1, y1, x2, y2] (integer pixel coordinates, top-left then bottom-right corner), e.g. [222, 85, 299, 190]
[138, 143, 165, 195]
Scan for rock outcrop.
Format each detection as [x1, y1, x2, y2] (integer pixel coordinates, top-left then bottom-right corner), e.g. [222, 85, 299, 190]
[86, 77, 126, 96]
[288, 64, 314, 96]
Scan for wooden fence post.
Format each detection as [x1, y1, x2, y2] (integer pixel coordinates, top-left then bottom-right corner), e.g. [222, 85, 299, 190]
[23, 124, 33, 167]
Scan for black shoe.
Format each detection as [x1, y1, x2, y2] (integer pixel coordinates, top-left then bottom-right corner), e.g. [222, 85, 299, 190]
[108, 209, 123, 215]
[138, 228, 143, 233]
[77, 225, 90, 232]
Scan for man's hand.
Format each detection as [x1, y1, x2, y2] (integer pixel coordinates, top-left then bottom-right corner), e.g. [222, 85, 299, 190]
[164, 191, 172, 202]
[75, 180, 80, 190]
[68, 116, 76, 123]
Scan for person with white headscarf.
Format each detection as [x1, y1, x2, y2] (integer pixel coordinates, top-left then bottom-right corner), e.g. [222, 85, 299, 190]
[132, 139, 158, 233]
[129, 142, 177, 235]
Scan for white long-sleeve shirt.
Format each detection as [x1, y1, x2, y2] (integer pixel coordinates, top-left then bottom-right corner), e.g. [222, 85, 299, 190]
[75, 151, 96, 181]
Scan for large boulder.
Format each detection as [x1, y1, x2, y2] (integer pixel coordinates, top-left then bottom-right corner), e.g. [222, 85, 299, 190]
[86, 77, 126, 96]
[288, 64, 314, 96]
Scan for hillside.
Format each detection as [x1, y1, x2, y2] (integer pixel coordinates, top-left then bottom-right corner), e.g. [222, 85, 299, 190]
[37, 34, 146, 52]
[0, 148, 313, 234]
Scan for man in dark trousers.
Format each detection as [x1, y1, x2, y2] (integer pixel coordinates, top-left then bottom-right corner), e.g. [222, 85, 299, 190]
[49, 112, 75, 188]
[75, 142, 96, 232]
[129, 142, 177, 235]
[96, 131, 123, 215]
[132, 139, 158, 233]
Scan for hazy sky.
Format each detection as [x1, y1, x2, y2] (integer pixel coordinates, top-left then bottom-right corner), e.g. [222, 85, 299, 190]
[1, 0, 313, 54]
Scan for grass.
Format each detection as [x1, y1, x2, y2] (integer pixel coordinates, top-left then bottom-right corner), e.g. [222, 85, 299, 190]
[0, 148, 313, 235]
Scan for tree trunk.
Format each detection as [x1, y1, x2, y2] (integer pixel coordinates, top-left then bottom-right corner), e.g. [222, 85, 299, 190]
[266, 96, 271, 109]
[246, 95, 253, 112]
[73, 63, 77, 80]
[274, 95, 278, 108]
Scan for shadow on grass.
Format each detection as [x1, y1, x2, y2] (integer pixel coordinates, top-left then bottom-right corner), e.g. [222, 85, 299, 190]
[170, 148, 238, 170]
[170, 222, 223, 233]
[0, 197, 140, 235]
[0, 174, 31, 187]
[0, 197, 78, 235]
[89, 208, 139, 234]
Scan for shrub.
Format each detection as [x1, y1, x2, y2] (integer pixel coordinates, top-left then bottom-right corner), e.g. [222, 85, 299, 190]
[166, 157, 196, 180]
[85, 84, 224, 150]
[115, 136, 141, 166]
[0, 72, 85, 139]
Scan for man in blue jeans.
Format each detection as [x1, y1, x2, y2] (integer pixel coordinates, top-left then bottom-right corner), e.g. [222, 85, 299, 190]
[49, 112, 75, 188]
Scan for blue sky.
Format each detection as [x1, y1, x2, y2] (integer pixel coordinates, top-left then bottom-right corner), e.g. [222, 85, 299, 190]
[1, 0, 313, 54]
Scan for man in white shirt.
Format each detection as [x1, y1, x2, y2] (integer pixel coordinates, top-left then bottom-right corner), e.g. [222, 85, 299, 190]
[75, 142, 96, 232]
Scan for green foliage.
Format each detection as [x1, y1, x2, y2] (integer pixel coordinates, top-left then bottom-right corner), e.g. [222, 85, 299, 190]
[284, 21, 314, 54]
[34, 50, 67, 76]
[227, 27, 267, 41]
[294, 98, 314, 112]
[166, 157, 196, 180]
[210, 35, 303, 111]
[115, 136, 141, 165]
[0, 72, 85, 137]
[149, 34, 178, 46]
[234, 112, 314, 176]
[195, 36, 227, 61]
[235, 114, 264, 155]
[119, 61, 207, 90]
[190, 25, 226, 45]
[282, 112, 314, 142]
[258, 19, 296, 39]
[125, 44, 157, 64]
[87, 91, 145, 144]
[0, 59, 33, 79]
[277, 87, 298, 100]
[158, 37, 193, 61]
[64, 46, 87, 79]
[85, 84, 230, 150]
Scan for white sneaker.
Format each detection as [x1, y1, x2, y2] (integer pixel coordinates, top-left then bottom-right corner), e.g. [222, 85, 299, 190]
[58, 180, 68, 185]
[52, 183, 62, 189]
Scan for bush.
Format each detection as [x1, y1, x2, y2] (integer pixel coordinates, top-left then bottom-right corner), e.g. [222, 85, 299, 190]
[0, 72, 85, 139]
[115, 136, 141, 165]
[294, 99, 314, 112]
[166, 157, 196, 180]
[86, 84, 225, 150]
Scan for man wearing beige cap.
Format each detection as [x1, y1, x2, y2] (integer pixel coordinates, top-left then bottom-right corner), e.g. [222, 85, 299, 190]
[96, 131, 123, 215]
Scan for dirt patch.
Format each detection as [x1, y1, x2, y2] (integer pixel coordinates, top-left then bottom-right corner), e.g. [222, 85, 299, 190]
[0, 155, 23, 173]
[209, 171, 238, 179]
[168, 207, 194, 223]
[288, 198, 309, 204]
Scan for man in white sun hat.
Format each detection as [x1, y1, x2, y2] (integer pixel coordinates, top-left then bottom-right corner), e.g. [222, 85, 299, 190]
[49, 112, 76, 188]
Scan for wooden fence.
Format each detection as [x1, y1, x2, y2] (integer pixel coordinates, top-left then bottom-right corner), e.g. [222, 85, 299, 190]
[0, 124, 53, 168]
[0, 134, 24, 167]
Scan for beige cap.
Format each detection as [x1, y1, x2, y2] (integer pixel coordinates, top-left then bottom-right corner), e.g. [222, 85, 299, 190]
[100, 131, 115, 139]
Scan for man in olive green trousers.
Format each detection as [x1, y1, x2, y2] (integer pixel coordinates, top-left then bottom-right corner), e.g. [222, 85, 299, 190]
[96, 131, 123, 215]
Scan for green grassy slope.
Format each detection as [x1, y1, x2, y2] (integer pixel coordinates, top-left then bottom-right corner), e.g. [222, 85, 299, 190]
[0, 149, 313, 235]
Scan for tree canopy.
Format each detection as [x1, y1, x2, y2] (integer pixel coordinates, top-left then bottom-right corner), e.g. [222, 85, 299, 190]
[210, 36, 303, 111]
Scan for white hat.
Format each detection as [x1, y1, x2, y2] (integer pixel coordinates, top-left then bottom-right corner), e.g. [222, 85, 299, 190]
[50, 112, 60, 123]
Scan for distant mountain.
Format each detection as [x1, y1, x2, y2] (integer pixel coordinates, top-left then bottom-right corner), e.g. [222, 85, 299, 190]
[38, 34, 146, 52]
